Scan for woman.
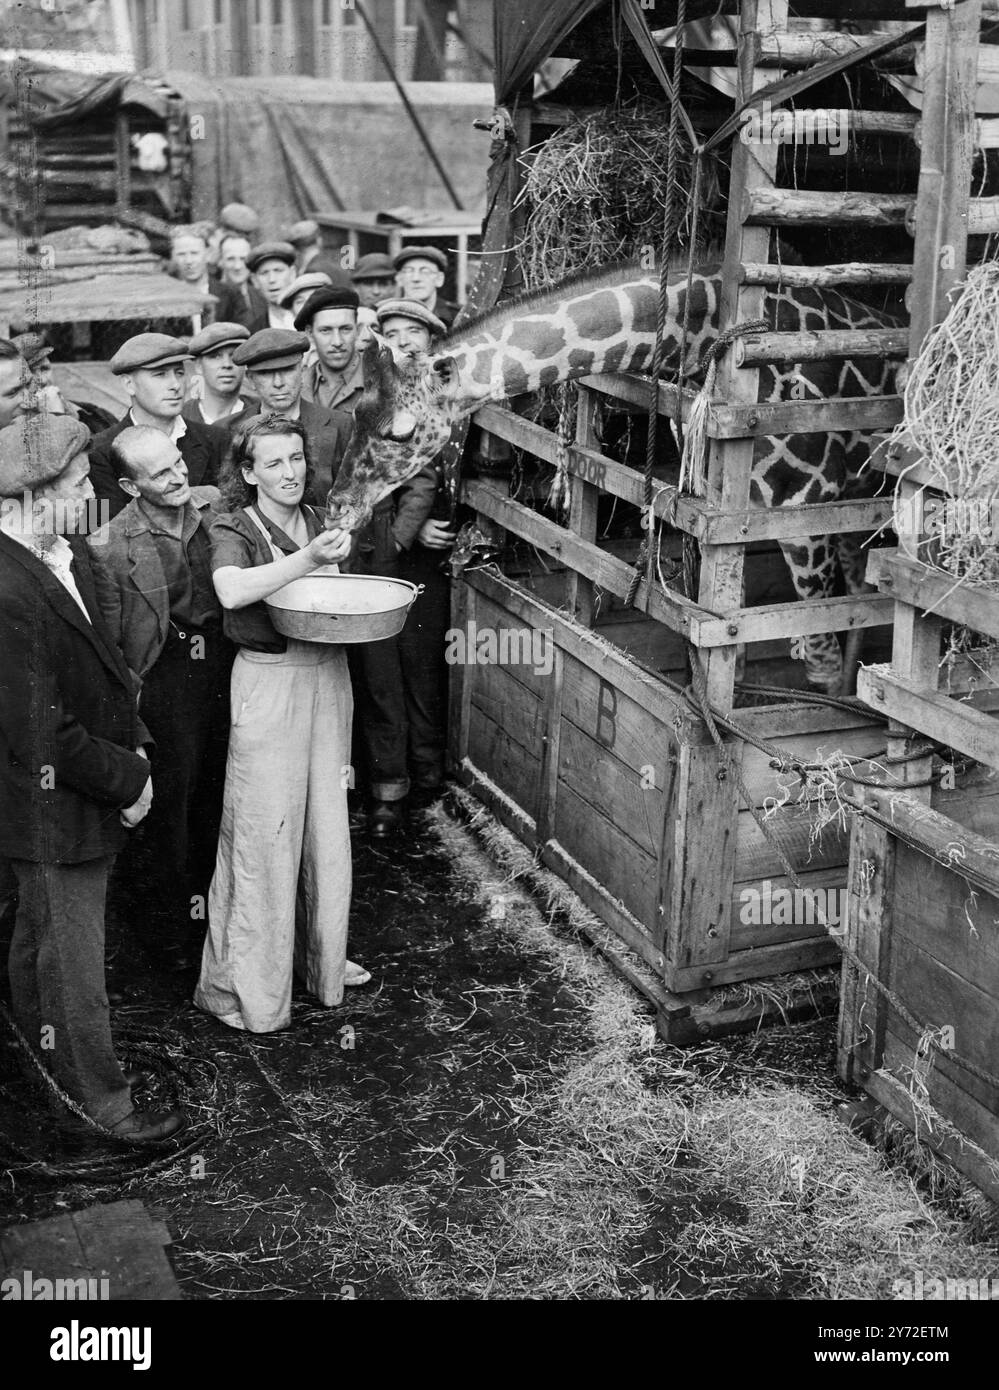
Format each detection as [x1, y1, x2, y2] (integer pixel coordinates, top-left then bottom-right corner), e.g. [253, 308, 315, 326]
[195, 414, 369, 1033]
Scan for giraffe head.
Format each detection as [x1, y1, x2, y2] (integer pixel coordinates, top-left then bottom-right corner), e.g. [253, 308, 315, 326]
[325, 337, 459, 532]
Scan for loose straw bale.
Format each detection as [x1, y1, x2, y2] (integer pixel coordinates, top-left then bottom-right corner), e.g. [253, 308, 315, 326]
[516, 103, 718, 290]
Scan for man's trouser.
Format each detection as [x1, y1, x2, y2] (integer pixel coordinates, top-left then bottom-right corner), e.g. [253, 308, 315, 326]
[350, 543, 450, 802]
[7, 855, 133, 1127]
[120, 623, 233, 938]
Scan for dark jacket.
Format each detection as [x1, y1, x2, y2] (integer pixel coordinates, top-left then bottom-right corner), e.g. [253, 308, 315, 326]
[89, 487, 222, 682]
[88, 414, 229, 520]
[237, 398, 353, 507]
[349, 463, 440, 573]
[214, 281, 269, 333]
[181, 396, 254, 428]
[0, 533, 150, 864]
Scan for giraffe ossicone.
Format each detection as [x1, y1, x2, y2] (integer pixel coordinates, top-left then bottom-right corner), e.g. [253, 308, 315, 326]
[327, 264, 898, 692]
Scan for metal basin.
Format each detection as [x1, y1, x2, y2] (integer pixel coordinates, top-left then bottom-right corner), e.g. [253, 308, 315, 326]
[265, 572, 420, 644]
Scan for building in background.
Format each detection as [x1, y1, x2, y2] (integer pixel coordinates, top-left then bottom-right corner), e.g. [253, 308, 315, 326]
[128, 0, 492, 83]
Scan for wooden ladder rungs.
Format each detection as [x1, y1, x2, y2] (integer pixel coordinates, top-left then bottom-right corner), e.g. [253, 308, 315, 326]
[858, 666, 999, 775]
[734, 327, 909, 366]
[744, 188, 913, 227]
[740, 261, 913, 289]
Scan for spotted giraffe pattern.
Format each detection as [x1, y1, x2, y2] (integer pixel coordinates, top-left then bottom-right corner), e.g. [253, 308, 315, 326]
[328, 264, 898, 689]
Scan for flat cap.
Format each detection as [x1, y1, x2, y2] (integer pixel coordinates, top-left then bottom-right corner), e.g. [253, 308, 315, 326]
[110, 333, 192, 376]
[280, 270, 333, 308]
[219, 202, 261, 234]
[293, 286, 360, 331]
[246, 241, 296, 273]
[351, 252, 397, 281]
[376, 299, 446, 336]
[394, 244, 447, 272]
[0, 413, 91, 497]
[189, 321, 251, 357]
[232, 328, 310, 371]
[286, 219, 320, 246]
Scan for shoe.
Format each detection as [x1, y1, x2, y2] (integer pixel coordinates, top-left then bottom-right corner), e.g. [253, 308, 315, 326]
[369, 800, 404, 838]
[122, 1068, 153, 1092]
[110, 1106, 186, 1144]
[344, 960, 372, 987]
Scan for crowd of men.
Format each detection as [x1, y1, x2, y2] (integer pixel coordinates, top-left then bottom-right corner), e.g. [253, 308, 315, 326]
[0, 203, 460, 1143]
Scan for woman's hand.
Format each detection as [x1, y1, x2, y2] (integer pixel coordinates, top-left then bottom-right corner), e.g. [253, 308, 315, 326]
[307, 527, 352, 567]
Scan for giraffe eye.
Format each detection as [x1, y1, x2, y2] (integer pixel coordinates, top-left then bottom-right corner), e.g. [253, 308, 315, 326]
[386, 410, 417, 441]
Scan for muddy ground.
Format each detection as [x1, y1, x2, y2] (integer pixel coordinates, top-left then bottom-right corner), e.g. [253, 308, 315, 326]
[2, 799, 997, 1301]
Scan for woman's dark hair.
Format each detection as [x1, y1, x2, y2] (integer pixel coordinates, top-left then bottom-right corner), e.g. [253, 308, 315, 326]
[217, 414, 315, 510]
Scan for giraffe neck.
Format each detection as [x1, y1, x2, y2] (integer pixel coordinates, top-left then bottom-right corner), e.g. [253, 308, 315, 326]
[440, 268, 721, 412]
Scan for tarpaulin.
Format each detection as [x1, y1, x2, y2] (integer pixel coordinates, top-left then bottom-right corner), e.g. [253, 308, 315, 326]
[0, 58, 170, 126]
[163, 73, 490, 230]
[493, 0, 606, 103]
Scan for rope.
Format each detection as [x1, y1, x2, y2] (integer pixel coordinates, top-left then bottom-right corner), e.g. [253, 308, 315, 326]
[682, 653, 999, 1098]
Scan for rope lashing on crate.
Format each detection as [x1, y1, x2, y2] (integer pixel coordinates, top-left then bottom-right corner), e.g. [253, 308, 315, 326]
[682, 656, 999, 1097]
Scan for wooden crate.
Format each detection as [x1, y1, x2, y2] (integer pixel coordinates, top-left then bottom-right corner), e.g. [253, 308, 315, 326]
[840, 784, 999, 1204]
[838, 0, 999, 1199]
[450, 564, 886, 1040]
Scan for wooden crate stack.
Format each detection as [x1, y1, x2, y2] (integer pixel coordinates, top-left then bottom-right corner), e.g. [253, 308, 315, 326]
[839, 0, 999, 1200]
[453, 0, 944, 1040]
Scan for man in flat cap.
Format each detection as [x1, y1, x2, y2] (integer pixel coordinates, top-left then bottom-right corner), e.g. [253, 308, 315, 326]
[287, 218, 354, 287]
[0, 338, 33, 430]
[92, 426, 232, 971]
[280, 270, 334, 322]
[88, 334, 228, 520]
[214, 233, 269, 333]
[182, 322, 253, 428]
[295, 287, 365, 416]
[394, 245, 458, 329]
[246, 242, 297, 330]
[231, 328, 351, 503]
[352, 253, 399, 310]
[0, 413, 185, 1144]
[208, 203, 260, 271]
[343, 299, 455, 837]
[169, 224, 223, 305]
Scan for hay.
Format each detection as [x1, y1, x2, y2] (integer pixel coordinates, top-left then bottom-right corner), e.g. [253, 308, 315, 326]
[517, 102, 718, 290]
[891, 261, 999, 671]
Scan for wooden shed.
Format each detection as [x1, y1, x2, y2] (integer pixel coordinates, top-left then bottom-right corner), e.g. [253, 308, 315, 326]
[838, 0, 999, 1202]
[448, 0, 999, 1040]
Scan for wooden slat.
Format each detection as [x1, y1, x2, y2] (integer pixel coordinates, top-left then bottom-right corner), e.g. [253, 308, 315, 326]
[705, 592, 894, 646]
[740, 261, 913, 288]
[734, 327, 910, 366]
[553, 779, 660, 926]
[859, 666, 999, 773]
[667, 933, 840, 992]
[878, 552, 999, 643]
[743, 187, 913, 227]
[682, 495, 893, 544]
[707, 394, 903, 438]
[0, 272, 213, 328]
[468, 703, 542, 822]
[557, 717, 664, 860]
[850, 779, 999, 896]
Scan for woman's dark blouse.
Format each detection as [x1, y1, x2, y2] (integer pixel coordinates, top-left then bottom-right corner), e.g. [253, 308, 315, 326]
[209, 503, 325, 652]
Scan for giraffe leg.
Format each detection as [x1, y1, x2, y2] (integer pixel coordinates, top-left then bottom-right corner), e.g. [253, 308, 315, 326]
[778, 535, 845, 693]
[836, 530, 875, 696]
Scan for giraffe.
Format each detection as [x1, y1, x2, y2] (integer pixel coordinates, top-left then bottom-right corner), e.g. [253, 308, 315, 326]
[327, 263, 899, 692]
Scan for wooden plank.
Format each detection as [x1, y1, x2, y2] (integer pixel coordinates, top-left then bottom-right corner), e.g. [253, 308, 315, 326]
[0, 273, 214, 327]
[71, 1200, 180, 1301]
[891, 838, 999, 990]
[538, 836, 666, 976]
[464, 567, 702, 737]
[729, 865, 846, 950]
[740, 261, 913, 288]
[559, 648, 676, 781]
[734, 327, 910, 366]
[878, 553, 999, 643]
[705, 592, 894, 646]
[735, 804, 847, 881]
[552, 779, 660, 927]
[468, 589, 556, 699]
[737, 720, 888, 810]
[667, 933, 840, 992]
[859, 667, 999, 774]
[682, 495, 893, 544]
[743, 187, 913, 227]
[447, 573, 474, 777]
[665, 739, 740, 975]
[850, 783, 999, 897]
[470, 678, 544, 754]
[706, 395, 903, 439]
[566, 385, 599, 625]
[467, 703, 542, 823]
[536, 639, 563, 846]
[557, 717, 664, 860]
[908, 0, 981, 353]
[462, 477, 718, 645]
